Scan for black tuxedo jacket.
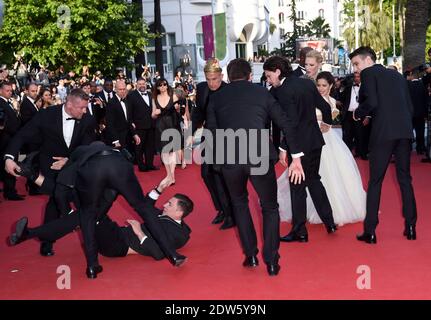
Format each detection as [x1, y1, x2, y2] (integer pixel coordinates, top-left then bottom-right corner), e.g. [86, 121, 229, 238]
[273, 76, 331, 155]
[407, 80, 429, 118]
[0, 98, 21, 154]
[127, 90, 154, 130]
[20, 96, 38, 125]
[105, 95, 136, 146]
[192, 81, 227, 134]
[138, 212, 191, 260]
[355, 64, 413, 147]
[6, 104, 97, 177]
[292, 66, 306, 77]
[206, 80, 291, 164]
[339, 84, 360, 123]
[87, 95, 105, 125]
[0, 98, 21, 137]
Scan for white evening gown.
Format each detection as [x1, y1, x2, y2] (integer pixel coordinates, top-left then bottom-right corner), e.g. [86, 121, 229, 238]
[277, 96, 366, 225]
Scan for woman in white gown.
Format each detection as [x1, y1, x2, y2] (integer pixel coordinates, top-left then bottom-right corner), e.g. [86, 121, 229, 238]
[277, 71, 366, 225]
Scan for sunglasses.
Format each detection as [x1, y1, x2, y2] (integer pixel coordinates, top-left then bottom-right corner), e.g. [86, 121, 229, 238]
[158, 83, 168, 87]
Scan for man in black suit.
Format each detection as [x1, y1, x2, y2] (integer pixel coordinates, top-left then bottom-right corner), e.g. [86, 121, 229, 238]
[128, 77, 157, 171]
[97, 78, 114, 105]
[340, 72, 371, 159]
[406, 71, 429, 155]
[81, 82, 104, 129]
[4, 88, 98, 255]
[350, 46, 417, 243]
[20, 83, 39, 125]
[192, 58, 235, 230]
[263, 56, 337, 243]
[0, 81, 24, 200]
[207, 58, 304, 276]
[105, 80, 141, 151]
[19, 82, 42, 195]
[9, 181, 193, 270]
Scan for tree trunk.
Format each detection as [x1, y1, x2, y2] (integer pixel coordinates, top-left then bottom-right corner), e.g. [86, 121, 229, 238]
[154, 0, 164, 77]
[404, 0, 430, 71]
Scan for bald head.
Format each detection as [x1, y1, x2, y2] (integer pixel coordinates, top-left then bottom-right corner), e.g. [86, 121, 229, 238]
[115, 80, 127, 99]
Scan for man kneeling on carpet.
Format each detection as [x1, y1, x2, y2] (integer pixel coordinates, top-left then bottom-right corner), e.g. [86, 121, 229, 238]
[8, 142, 193, 279]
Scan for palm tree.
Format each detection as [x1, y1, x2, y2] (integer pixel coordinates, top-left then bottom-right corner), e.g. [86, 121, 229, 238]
[154, 0, 164, 77]
[404, 0, 430, 70]
[304, 17, 331, 38]
[343, 0, 392, 52]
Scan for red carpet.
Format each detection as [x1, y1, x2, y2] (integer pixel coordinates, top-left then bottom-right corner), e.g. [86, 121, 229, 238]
[0, 155, 430, 300]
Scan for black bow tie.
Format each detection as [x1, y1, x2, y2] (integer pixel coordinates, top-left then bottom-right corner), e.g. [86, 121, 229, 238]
[120, 98, 126, 103]
[353, 84, 360, 87]
[66, 117, 78, 121]
[140, 92, 148, 96]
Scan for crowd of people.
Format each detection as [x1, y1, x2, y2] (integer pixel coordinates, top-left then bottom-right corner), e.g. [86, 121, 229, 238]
[1, 45, 430, 279]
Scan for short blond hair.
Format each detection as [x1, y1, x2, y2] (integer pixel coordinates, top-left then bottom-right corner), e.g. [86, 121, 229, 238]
[306, 50, 323, 64]
[204, 58, 222, 74]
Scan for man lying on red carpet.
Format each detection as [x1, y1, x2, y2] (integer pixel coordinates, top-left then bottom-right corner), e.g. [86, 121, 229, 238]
[8, 144, 193, 279]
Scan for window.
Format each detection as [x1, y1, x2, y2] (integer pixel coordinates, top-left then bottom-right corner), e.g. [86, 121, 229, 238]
[196, 21, 205, 60]
[278, 0, 284, 6]
[297, 11, 304, 20]
[145, 23, 174, 71]
[279, 12, 284, 24]
[318, 0, 324, 3]
[319, 9, 324, 19]
[279, 28, 285, 39]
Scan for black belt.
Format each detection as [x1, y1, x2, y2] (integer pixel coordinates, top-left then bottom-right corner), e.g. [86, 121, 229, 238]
[96, 149, 120, 157]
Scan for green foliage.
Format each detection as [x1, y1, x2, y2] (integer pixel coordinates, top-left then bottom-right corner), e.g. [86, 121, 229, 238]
[0, 0, 152, 75]
[304, 17, 331, 39]
[342, 0, 392, 52]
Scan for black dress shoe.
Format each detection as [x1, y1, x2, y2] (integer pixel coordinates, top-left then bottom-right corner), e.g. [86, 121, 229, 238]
[86, 265, 103, 279]
[242, 256, 259, 268]
[326, 224, 337, 234]
[40, 241, 55, 256]
[220, 216, 236, 230]
[280, 232, 308, 243]
[4, 193, 25, 201]
[403, 225, 416, 240]
[9, 217, 28, 246]
[167, 254, 187, 267]
[138, 166, 148, 172]
[267, 263, 280, 276]
[211, 211, 225, 224]
[146, 165, 159, 171]
[356, 232, 377, 244]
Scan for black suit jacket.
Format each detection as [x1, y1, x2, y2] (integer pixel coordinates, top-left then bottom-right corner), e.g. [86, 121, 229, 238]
[0, 98, 21, 137]
[292, 66, 306, 78]
[87, 95, 105, 125]
[206, 80, 291, 164]
[127, 90, 154, 130]
[355, 64, 414, 147]
[19, 96, 38, 125]
[138, 212, 191, 260]
[6, 104, 97, 177]
[339, 84, 361, 123]
[192, 81, 227, 134]
[273, 76, 331, 155]
[407, 80, 429, 118]
[105, 95, 136, 146]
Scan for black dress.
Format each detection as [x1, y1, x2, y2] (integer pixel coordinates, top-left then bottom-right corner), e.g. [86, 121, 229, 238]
[154, 95, 183, 153]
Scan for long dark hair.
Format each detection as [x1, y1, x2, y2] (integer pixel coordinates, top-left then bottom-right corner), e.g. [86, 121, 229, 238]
[316, 71, 335, 96]
[152, 77, 172, 100]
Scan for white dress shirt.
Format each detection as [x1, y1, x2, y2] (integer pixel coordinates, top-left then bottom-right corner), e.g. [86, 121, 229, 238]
[116, 94, 128, 120]
[139, 90, 150, 106]
[62, 105, 75, 148]
[348, 85, 360, 112]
